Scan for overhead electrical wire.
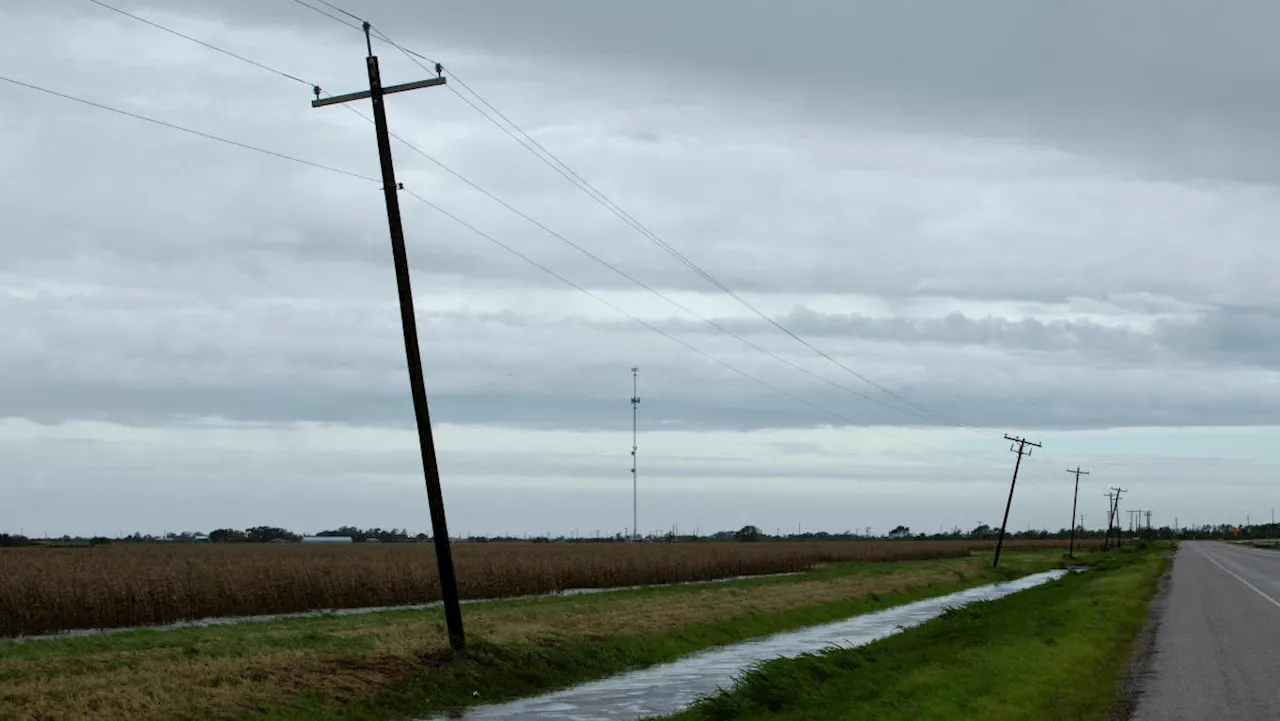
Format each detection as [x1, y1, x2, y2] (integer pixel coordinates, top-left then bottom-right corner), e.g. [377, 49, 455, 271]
[358, 18, 990, 434]
[255, 2, 966, 436]
[398, 188, 887, 432]
[87, 0, 313, 87]
[362, 20, 974, 430]
[287, 0, 363, 31]
[309, 0, 366, 24]
[0, 74, 378, 183]
[0, 70, 884, 436]
[84, 0, 955, 429]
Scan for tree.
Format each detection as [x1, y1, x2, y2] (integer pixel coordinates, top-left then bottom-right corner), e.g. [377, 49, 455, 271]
[888, 525, 911, 539]
[244, 526, 298, 543]
[318, 526, 362, 540]
[733, 525, 764, 542]
[209, 528, 247, 543]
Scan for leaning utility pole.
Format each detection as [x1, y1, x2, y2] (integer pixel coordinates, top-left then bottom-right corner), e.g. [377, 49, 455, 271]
[311, 24, 464, 650]
[1066, 466, 1089, 558]
[1103, 491, 1116, 550]
[993, 434, 1041, 568]
[1111, 488, 1126, 548]
[630, 366, 640, 542]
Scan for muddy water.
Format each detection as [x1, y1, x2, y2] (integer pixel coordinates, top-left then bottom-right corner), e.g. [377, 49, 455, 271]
[430, 569, 1068, 720]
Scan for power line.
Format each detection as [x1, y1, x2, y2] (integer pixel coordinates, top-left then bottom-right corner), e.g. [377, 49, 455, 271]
[365, 22, 987, 434]
[97, 1, 949, 427]
[311, 0, 365, 24]
[88, 0, 313, 87]
[287, 0, 363, 31]
[3, 63, 872, 434]
[366, 23, 966, 429]
[0, 74, 378, 183]
[400, 188, 887, 430]
[291, 5, 986, 433]
[87, 1, 993, 434]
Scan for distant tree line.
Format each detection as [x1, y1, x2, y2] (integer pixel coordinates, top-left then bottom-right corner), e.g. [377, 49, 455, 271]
[2, 521, 1275, 546]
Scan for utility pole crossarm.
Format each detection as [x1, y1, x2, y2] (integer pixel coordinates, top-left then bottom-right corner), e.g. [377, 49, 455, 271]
[312, 76, 446, 107]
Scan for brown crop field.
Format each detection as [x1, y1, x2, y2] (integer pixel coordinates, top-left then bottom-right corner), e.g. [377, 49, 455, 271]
[0, 539, 1098, 637]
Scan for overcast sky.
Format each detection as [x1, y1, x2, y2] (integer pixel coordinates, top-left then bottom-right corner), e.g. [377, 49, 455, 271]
[4, 0, 1280, 538]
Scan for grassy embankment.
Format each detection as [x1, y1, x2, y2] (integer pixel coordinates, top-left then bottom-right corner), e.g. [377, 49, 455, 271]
[0, 550, 1074, 720]
[669, 543, 1168, 721]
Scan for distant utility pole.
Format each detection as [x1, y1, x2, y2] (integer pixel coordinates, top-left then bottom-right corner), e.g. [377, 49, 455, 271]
[1111, 488, 1126, 548]
[1066, 466, 1090, 559]
[1145, 511, 1152, 532]
[630, 366, 640, 542]
[993, 434, 1041, 568]
[311, 23, 464, 651]
[1103, 492, 1115, 550]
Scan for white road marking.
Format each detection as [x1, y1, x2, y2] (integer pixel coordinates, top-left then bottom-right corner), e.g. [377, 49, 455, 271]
[1216, 543, 1280, 559]
[1197, 544, 1280, 611]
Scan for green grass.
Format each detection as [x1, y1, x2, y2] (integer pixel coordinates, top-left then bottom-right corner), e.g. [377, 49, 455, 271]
[666, 544, 1167, 721]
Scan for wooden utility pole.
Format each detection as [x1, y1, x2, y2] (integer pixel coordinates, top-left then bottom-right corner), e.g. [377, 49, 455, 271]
[993, 434, 1041, 568]
[1110, 488, 1126, 549]
[1103, 491, 1115, 550]
[1066, 466, 1089, 558]
[311, 23, 464, 650]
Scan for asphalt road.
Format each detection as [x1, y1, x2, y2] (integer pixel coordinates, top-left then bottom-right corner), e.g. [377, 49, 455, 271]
[1132, 541, 1280, 721]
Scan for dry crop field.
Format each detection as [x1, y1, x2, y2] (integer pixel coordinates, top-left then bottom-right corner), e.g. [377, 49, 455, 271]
[0, 539, 1096, 637]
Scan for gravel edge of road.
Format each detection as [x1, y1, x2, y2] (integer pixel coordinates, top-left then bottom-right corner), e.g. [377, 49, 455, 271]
[1111, 547, 1176, 720]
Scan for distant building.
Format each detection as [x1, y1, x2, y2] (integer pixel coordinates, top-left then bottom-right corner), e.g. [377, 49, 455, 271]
[301, 536, 353, 544]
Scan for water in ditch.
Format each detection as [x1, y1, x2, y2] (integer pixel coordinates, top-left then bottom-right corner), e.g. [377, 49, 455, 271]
[430, 569, 1068, 720]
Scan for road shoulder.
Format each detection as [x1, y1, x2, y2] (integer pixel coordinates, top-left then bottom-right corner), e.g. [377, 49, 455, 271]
[1112, 544, 1176, 720]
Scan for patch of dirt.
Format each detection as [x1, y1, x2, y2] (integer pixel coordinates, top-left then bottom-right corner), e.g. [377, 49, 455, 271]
[418, 647, 461, 668]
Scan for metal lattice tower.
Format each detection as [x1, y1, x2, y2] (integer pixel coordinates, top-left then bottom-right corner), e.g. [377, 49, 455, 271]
[630, 366, 640, 542]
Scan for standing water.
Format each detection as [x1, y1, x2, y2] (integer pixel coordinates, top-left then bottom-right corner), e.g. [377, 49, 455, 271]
[429, 569, 1068, 720]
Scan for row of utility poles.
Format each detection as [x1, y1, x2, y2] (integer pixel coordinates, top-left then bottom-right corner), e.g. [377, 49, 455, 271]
[991, 436, 1097, 567]
[991, 437, 1146, 567]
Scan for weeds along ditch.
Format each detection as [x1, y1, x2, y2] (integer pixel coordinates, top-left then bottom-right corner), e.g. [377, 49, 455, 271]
[0, 539, 1097, 637]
